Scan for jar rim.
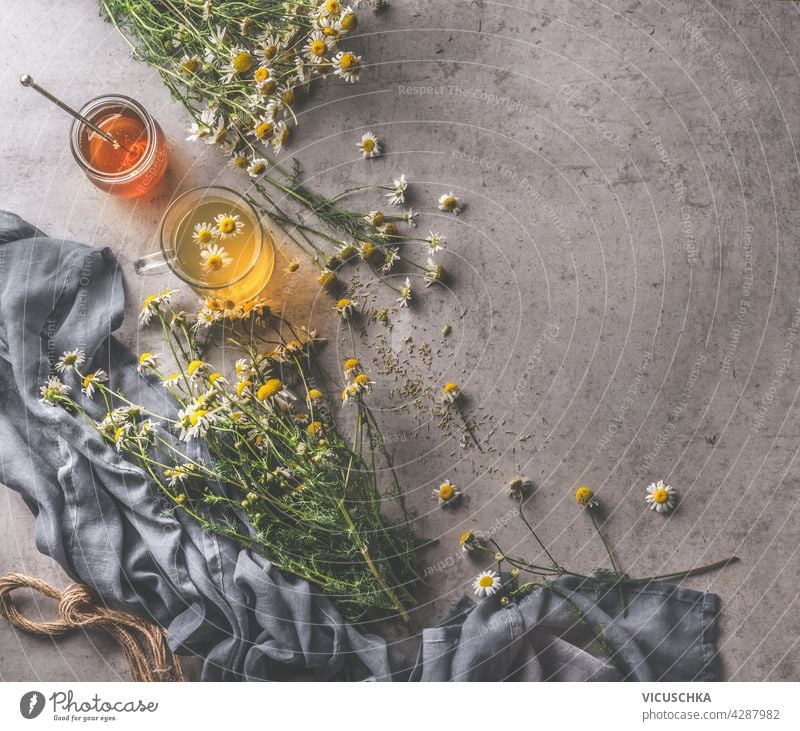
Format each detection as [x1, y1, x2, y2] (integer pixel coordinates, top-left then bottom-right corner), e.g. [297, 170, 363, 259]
[69, 94, 156, 181]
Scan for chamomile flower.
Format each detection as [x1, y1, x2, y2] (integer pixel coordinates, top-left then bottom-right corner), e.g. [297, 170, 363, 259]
[424, 258, 444, 287]
[343, 358, 362, 377]
[200, 244, 233, 273]
[304, 31, 332, 63]
[319, 268, 338, 291]
[138, 289, 177, 327]
[253, 65, 273, 88]
[459, 530, 484, 554]
[81, 369, 108, 398]
[177, 404, 217, 441]
[397, 277, 412, 307]
[320, 0, 343, 16]
[234, 358, 252, 379]
[507, 476, 530, 499]
[251, 116, 274, 142]
[214, 212, 245, 239]
[443, 382, 461, 402]
[404, 208, 419, 227]
[247, 157, 269, 178]
[353, 372, 374, 394]
[278, 85, 297, 110]
[256, 378, 295, 407]
[335, 298, 356, 319]
[165, 464, 194, 487]
[433, 479, 460, 506]
[472, 570, 502, 597]
[364, 211, 384, 227]
[575, 485, 598, 509]
[307, 388, 324, 406]
[196, 307, 221, 329]
[358, 132, 380, 158]
[307, 421, 324, 438]
[425, 231, 445, 252]
[341, 382, 360, 405]
[316, 15, 343, 40]
[646, 480, 676, 514]
[438, 191, 462, 214]
[137, 352, 160, 373]
[206, 25, 227, 49]
[39, 376, 69, 405]
[333, 50, 361, 82]
[235, 379, 253, 399]
[55, 349, 85, 374]
[178, 54, 201, 76]
[337, 241, 358, 260]
[186, 108, 217, 142]
[380, 247, 400, 273]
[256, 33, 283, 63]
[229, 152, 249, 172]
[193, 222, 216, 246]
[359, 241, 381, 265]
[186, 359, 208, 379]
[385, 174, 408, 206]
[206, 117, 232, 149]
[340, 8, 358, 32]
[222, 47, 255, 83]
[272, 121, 289, 152]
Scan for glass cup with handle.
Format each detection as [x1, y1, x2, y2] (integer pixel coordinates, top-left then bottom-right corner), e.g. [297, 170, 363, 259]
[134, 186, 275, 304]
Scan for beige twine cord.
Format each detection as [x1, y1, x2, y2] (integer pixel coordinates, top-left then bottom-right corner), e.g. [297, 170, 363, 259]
[0, 573, 185, 681]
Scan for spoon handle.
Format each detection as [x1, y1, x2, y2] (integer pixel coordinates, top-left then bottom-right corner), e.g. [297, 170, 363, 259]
[20, 74, 123, 149]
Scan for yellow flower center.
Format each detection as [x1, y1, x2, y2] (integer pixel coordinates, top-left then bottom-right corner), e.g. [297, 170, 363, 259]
[263, 44, 277, 60]
[310, 39, 327, 57]
[338, 52, 357, 70]
[344, 358, 360, 372]
[459, 532, 472, 544]
[255, 121, 273, 139]
[232, 51, 254, 73]
[190, 409, 208, 426]
[322, 27, 338, 37]
[442, 196, 457, 210]
[82, 375, 93, 389]
[114, 426, 126, 443]
[205, 254, 223, 271]
[308, 389, 323, 401]
[139, 352, 153, 366]
[361, 137, 375, 152]
[439, 484, 454, 500]
[337, 298, 352, 310]
[257, 378, 283, 401]
[250, 162, 267, 175]
[181, 57, 199, 74]
[186, 359, 204, 376]
[355, 374, 370, 386]
[254, 67, 270, 84]
[478, 575, 494, 588]
[218, 217, 236, 234]
[197, 228, 213, 244]
[307, 421, 322, 436]
[208, 373, 222, 384]
[444, 382, 459, 394]
[652, 488, 670, 504]
[236, 380, 251, 397]
[340, 13, 357, 31]
[282, 88, 295, 106]
[575, 486, 594, 505]
[325, 0, 341, 13]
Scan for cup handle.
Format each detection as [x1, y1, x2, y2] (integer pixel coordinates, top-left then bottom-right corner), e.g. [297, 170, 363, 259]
[133, 251, 169, 276]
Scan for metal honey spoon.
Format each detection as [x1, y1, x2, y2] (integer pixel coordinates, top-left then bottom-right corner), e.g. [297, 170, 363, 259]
[20, 74, 126, 150]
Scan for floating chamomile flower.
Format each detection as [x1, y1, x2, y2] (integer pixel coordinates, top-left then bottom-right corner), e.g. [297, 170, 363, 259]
[81, 369, 108, 398]
[443, 382, 461, 402]
[358, 131, 380, 158]
[426, 231, 445, 252]
[575, 485, 598, 509]
[472, 570, 502, 597]
[137, 352, 160, 373]
[247, 157, 269, 178]
[433, 479, 460, 506]
[214, 212, 245, 239]
[55, 349, 85, 374]
[438, 191, 462, 214]
[335, 298, 356, 319]
[304, 30, 332, 63]
[222, 47, 255, 83]
[397, 277, 412, 307]
[459, 530, 484, 554]
[333, 50, 361, 82]
[39, 376, 69, 405]
[200, 244, 234, 273]
[193, 222, 216, 246]
[424, 258, 444, 287]
[386, 174, 408, 206]
[646, 480, 676, 514]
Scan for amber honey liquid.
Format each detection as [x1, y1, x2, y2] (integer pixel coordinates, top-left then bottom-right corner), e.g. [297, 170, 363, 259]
[173, 197, 274, 303]
[83, 109, 148, 173]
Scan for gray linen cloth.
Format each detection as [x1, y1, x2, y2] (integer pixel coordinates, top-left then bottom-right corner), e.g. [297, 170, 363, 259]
[0, 211, 721, 681]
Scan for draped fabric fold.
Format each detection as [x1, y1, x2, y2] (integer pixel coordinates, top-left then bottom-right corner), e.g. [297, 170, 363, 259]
[0, 211, 720, 681]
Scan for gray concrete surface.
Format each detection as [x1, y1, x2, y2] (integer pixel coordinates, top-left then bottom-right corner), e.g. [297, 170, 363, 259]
[2, 0, 800, 681]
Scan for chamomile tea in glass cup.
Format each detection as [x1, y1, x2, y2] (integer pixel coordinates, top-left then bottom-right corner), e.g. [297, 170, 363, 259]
[134, 186, 275, 303]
